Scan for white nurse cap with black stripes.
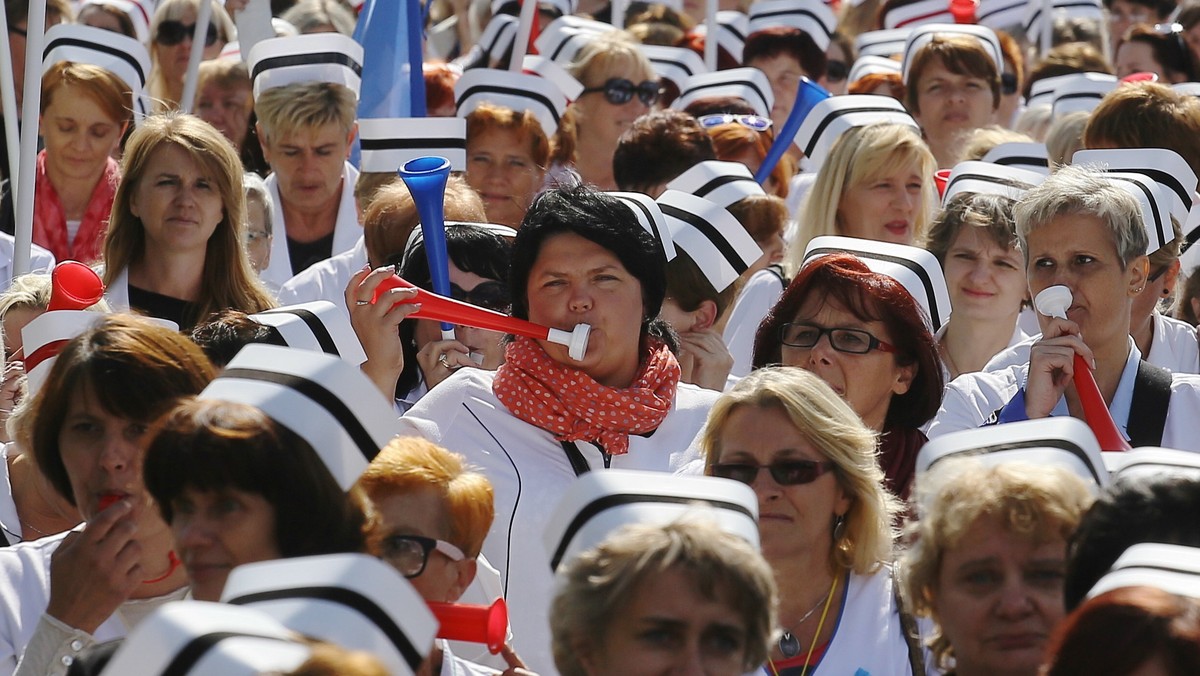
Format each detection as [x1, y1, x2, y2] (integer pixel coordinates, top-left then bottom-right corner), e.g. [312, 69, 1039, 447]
[1088, 543, 1200, 600]
[792, 94, 918, 169]
[801, 236, 951, 333]
[609, 192, 678, 262]
[197, 345, 400, 490]
[99, 602, 311, 675]
[43, 23, 152, 122]
[249, 300, 367, 367]
[543, 469, 760, 572]
[1050, 72, 1118, 117]
[670, 67, 774, 119]
[454, 68, 572, 139]
[1073, 147, 1197, 233]
[666, 160, 765, 209]
[941, 160, 1044, 205]
[690, 10, 751, 62]
[640, 44, 708, 90]
[657, 189, 763, 293]
[882, 0, 956, 29]
[980, 142, 1052, 174]
[747, 0, 837, 50]
[1113, 447, 1200, 481]
[901, 24, 1003, 84]
[221, 553, 437, 676]
[357, 117, 467, 173]
[856, 28, 912, 59]
[247, 33, 364, 100]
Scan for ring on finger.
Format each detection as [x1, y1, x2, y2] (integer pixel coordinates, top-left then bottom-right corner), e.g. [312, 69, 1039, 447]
[355, 300, 371, 306]
[438, 353, 451, 369]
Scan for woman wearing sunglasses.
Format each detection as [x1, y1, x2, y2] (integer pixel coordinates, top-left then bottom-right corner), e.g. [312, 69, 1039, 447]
[753, 253, 944, 501]
[701, 367, 923, 675]
[147, 0, 234, 113]
[552, 33, 659, 190]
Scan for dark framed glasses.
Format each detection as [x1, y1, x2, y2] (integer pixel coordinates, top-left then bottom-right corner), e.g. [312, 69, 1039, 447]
[449, 281, 510, 313]
[779, 322, 897, 354]
[157, 19, 219, 47]
[581, 78, 661, 106]
[825, 60, 848, 83]
[377, 534, 465, 578]
[697, 113, 772, 131]
[1000, 72, 1018, 95]
[712, 460, 835, 486]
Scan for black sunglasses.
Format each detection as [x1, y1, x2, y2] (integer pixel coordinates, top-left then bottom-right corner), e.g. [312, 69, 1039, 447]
[582, 78, 661, 106]
[157, 19, 219, 47]
[825, 60, 848, 83]
[1001, 72, 1018, 95]
[449, 281, 510, 313]
[712, 460, 835, 486]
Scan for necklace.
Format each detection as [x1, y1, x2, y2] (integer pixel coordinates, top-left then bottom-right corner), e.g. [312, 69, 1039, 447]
[767, 575, 840, 676]
[777, 593, 828, 657]
[19, 520, 50, 538]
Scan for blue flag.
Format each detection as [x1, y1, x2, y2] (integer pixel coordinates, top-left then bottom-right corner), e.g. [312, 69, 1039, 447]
[353, 0, 426, 119]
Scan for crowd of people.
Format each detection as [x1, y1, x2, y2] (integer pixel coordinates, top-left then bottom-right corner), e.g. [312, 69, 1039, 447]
[2, 0, 1200, 674]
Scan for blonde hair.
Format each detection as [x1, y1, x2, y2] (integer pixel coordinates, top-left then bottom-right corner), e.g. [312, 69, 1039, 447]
[900, 459, 1094, 671]
[959, 125, 1034, 163]
[701, 367, 899, 574]
[255, 81, 357, 144]
[361, 176, 486, 268]
[148, 0, 236, 111]
[103, 113, 275, 324]
[357, 437, 495, 559]
[788, 123, 937, 273]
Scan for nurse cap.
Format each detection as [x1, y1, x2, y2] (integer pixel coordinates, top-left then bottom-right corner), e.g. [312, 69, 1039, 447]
[1072, 148, 1197, 234]
[534, 15, 614, 65]
[522, 55, 585, 101]
[942, 160, 1044, 204]
[42, 24, 152, 122]
[976, 0, 1028, 31]
[915, 417, 1109, 490]
[801, 236, 951, 332]
[198, 344, 400, 490]
[690, 11, 751, 63]
[1088, 170, 1175, 256]
[1112, 447, 1200, 482]
[357, 117, 466, 173]
[1050, 73, 1119, 117]
[1024, 0, 1105, 49]
[543, 469, 760, 572]
[666, 160, 766, 210]
[901, 24, 1004, 84]
[747, 0, 838, 51]
[454, 68, 572, 140]
[981, 142, 1051, 174]
[848, 55, 902, 85]
[609, 192, 678, 262]
[221, 553, 437, 676]
[882, 0, 956, 30]
[791, 95, 918, 168]
[1087, 543, 1200, 601]
[247, 33, 364, 100]
[22, 311, 178, 395]
[657, 189, 763, 293]
[99, 602, 311, 676]
[477, 13, 519, 64]
[670, 67, 774, 119]
[640, 44, 709, 90]
[1174, 81, 1200, 98]
[248, 300, 368, 366]
[491, 0, 577, 15]
[856, 28, 912, 59]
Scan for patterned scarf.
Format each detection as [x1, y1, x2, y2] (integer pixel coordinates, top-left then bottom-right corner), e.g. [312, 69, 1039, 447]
[34, 150, 119, 263]
[492, 336, 681, 455]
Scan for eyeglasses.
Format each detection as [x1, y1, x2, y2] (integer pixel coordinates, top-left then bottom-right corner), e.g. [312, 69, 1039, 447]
[581, 78, 661, 106]
[779, 322, 897, 354]
[157, 19, 219, 47]
[825, 60, 848, 83]
[377, 534, 466, 578]
[1001, 72, 1018, 95]
[697, 113, 772, 131]
[711, 460, 835, 486]
[450, 281, 510, 313]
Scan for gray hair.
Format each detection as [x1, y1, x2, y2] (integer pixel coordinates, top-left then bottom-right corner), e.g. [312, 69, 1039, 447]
[280, 0, 356, 36]
[1013, 164, 1148, 267]
[242, 172, 274, 237]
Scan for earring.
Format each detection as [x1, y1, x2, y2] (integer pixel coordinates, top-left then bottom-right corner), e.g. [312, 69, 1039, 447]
[1164, 288, 1172, 296]
[832, 514, 846, 542]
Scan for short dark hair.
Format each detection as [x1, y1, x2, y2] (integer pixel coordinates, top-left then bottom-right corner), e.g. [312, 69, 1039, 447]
[145, 398, 367, 557]
[510, 185, 666, 326]
[743, 26, 828, 80]
[31, 315, 215, 505]
[1065, 475, 1200, 611]
[752, 253, 944, 430]
[612, 110, 715, 193]
[189, 309, 286, 368]
[1122, 25, 1196, 82]
[1101, 0, 1176, 19]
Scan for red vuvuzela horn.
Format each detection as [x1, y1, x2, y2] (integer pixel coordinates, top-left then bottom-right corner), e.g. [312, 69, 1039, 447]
[372, 274, 591, 361]
[1034, 286, 1132, 452]
[48, 261, 104, 311]
[428, 598, 508, 654]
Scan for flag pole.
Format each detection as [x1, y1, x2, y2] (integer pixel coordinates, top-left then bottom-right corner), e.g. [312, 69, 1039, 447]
[704, 0, 718, 70]
[509, 0, 537, 71]
[14, 0, 47, 278]
[179, 0, 214, 113]
[0, 8, 21, 191]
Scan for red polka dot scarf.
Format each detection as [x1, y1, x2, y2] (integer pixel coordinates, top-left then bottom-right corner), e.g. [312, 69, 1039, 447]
[492, 335, 681, 455]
